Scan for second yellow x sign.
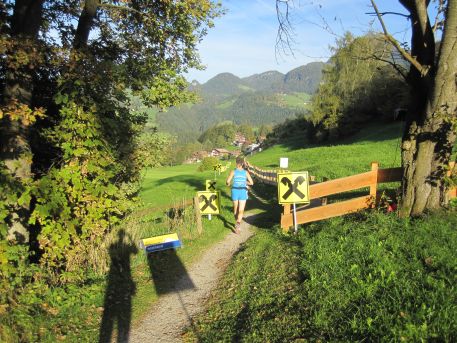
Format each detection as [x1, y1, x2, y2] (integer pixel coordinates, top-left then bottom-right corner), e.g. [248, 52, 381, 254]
[277, 171, 310, 205]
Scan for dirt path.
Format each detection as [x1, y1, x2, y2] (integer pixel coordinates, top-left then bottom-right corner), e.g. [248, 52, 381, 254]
[126, 220, 254, 343]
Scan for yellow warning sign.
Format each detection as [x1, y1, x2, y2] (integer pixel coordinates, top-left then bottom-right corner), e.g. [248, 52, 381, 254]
[277, 172, 310, 204]
[206, 180, 217, 191]
[197, 191, 221, 214]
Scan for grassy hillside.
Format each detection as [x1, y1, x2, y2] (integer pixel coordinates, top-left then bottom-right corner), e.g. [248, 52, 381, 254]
[184, 210, 457, 342]
[280, 92, 311, 109]
[249, 121, 403, 179]
[183, 122, 457, 342]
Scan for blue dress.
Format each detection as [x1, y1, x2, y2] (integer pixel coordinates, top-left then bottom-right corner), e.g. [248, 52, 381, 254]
[231, 169, 248, 201]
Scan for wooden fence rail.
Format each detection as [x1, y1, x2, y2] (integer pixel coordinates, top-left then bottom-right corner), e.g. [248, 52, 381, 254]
[245, 160, 456, 232]
[246, 163, 278, 185]
[281, 162, 456, 231]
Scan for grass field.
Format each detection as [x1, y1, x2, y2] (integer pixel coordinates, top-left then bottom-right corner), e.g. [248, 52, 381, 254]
[280, 92, 311, 109]
[248, 121, 404, 180]
[183, 122, 457, 341]
[140, 164, 214, 208]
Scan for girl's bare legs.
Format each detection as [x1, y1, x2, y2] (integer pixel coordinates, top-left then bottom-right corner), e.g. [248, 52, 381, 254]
[236, 200, 246, 225]
[232, 200, 239, 220]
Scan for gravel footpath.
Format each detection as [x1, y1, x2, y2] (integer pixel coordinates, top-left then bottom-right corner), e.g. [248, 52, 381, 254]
[125, 220, 254, 343]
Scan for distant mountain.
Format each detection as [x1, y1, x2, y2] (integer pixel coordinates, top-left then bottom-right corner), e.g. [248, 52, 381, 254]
[283, 62, 324, 94]
[200, 72, 252, 97]
[155, 63, 325, 143]
[194, 62, 324, 98]
[242, 70, 285, 92]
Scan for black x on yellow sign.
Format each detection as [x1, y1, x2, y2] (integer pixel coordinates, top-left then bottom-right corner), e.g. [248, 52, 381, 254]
[277, 172, 310, 204]
[197, 191, 221, 214]
[205, 180, 216, 191]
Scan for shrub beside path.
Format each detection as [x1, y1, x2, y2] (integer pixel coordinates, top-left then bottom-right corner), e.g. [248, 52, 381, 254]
[126, 220, 254, 343]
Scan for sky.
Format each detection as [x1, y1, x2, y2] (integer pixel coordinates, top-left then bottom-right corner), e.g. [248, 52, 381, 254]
[185, 0, 424, 83]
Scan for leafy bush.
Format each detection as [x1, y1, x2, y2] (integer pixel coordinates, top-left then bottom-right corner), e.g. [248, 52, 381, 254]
[198, 157, 220, 172]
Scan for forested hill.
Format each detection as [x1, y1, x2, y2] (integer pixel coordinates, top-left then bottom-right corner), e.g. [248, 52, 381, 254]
[191, 61, 324, 97]
[156, 62, 324, 143]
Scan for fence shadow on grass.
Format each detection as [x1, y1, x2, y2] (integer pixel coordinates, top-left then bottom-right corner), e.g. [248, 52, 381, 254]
[99, 230, 138, 343]
[244, 183, 282, 230]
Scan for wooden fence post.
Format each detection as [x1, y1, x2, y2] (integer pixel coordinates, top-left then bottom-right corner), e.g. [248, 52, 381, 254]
[370, 162, 379, 206]
[193, 196, 203, 235]
[321, 177, 328, 206]
[282, 204, 291, 233]
[447, 162, 457, 199]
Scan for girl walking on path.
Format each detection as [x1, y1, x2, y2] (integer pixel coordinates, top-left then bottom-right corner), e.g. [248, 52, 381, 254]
[226, 157, 254, 233]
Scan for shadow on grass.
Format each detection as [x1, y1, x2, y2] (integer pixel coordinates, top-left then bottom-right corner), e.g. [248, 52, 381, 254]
[147, 249, 195, 295]
[99, 230, 138, 343]
[244, 183, 282, 230]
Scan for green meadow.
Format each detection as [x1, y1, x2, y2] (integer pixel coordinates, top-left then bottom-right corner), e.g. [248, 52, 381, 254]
[183, 122, 457, 342]
[249, 121, 404, 179]
[8, 122, 455, 342]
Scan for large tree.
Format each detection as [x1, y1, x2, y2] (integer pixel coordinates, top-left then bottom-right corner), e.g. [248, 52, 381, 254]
[0, 0, 219, 271]
[370, 0, 457, 216]
[276, 0, 457, 216]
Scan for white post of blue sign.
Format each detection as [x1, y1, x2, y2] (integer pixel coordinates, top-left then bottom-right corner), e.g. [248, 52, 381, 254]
[293, 203, 298, 234]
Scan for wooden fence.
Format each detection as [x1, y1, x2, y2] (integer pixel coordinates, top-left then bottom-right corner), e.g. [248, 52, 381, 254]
[246, 163, 278, 185]
[247, 161, 457, 232]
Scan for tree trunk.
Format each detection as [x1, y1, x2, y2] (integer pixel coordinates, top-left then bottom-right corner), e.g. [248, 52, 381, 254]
[73, 0, 99, 49]
[400, 0, 457, 216]
[0, 0, 44, 241]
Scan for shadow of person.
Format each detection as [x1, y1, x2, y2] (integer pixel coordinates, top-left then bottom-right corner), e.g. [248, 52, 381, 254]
[99, 229, 138, 343]
[147, 249, 195, 295]
[219, 213, 236, 233]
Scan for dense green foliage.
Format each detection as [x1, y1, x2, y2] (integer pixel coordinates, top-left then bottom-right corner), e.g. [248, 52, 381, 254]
[197, 156, 221, 172]
[0, 0, 220, 340]
[157, 91, 309, 143]
[310, 32, 407, 141]
[197, 122, 257, 149]
[1, 162, 236, 341]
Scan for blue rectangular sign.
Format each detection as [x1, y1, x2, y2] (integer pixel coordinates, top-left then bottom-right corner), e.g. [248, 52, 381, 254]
[145, 240, 182, 253]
